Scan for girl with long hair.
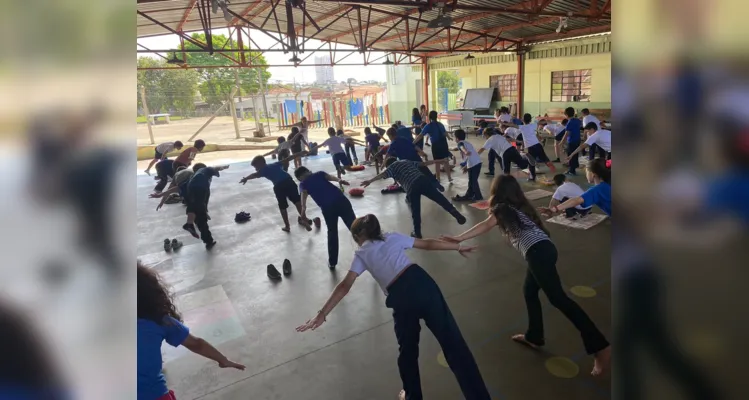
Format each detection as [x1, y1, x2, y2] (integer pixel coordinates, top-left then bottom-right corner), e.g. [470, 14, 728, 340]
[137, 262, 245, 400]
[297, 214, 490, 400]
[441, 175, 611, 376]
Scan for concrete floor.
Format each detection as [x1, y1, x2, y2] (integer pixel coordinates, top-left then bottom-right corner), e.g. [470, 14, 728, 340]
[137, 137, 611, 400]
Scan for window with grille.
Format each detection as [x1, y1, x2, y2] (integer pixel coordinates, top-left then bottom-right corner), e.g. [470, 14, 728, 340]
[489, 74, 517, 101]
[551, 69, 591, 102]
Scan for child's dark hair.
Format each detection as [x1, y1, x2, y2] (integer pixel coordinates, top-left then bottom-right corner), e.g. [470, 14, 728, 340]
[192, 163, 207, 172]
[412, 108, 420, 119]
[174, 140, 184, 148]
[561, 118, 569, 125]
[588, 158, 611, 184]
[364, 127, 372, 135]
[277, 136, 286, 143]
[293, 166, 310, 180]
[175, 165, 187, 173]
[386, 127, 397, 138]
[523, 113, 532, 124]
[428, 110, 438, 121]
[251, 155, 267, 168]
[454, 129, 466, 141]
[479, 120, 488, 128]
[291, 126, 299, 134]
[581, 108, 590, 115]
[194, 139, 206, 150]
[327, 127, 336, 135]
[500, 106, 509, 113]
[552, 173, 566, 186]
[384, 157, 397, 167]
[351, 214, 385, 242]
[336, 129, 344, 136]
[584, 122, 598, 131]
[564, 107, 575, 118]
[137, 261, 182, 323]
[489, 175, 550, 236]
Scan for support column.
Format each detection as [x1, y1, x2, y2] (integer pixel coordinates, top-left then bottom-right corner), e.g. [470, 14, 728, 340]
[516, 49, 524, 118]
[422, 57, 430, 114]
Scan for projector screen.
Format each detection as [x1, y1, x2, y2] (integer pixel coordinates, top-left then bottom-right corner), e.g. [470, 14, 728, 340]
[462, 88, 495, 110]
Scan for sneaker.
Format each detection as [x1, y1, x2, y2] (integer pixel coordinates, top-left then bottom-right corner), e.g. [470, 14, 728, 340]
[313, 217, 321, 228]
[183, 223, 199, 239]
[437, 184, 445, 193]
[452, 195, 470, 202]
[205, 241, 217, 250]
[282, 259, 292, 275]
[267, 264, 282, 279]
[454, 213, 467, 225]
[171, 239, 183, 250]
[565, 171, 577, 176]
[484, 172, 495, 176]
[328, 263, 336, 270]
[163, 238, 171, 252]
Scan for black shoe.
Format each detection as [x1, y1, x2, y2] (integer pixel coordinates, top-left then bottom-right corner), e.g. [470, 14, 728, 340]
[552, 158, 561, 163]
[484, 172, 495, 176]
[282, 259, 292, 275]
[565, 171, 577, 176]
[452, 211, 467, 225]
[171, 239, 183, 250]
[183, 223, 199, 239]
[452, 195, 469, 202]
[205, 241, 217, 250]
[410, 232, 423, 239]
[328, 263, 336, 269]
[267, 264, 282, 279]
[163, 238, 172, 252]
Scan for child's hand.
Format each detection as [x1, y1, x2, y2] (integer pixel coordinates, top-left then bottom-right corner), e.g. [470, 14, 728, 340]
[360, 180, 371, 188]
[218, 359, 246, 370]
[439, 235, 461, 243]
[156, 202, 164, 211]
[340, 180, 350, 186]
[296, 313, 326, 332]
[538, 207, 554, 217]
[149, 192, 164, 198]
[462, 166, 468, 174]
[239, 177, 248, 185]
[457, 244, 478, 258]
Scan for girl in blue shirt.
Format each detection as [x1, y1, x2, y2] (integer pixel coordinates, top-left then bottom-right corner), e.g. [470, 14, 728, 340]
[411, 107, 422, 127]
[137, 262, 244, 400]
[540, 158, 611, 217]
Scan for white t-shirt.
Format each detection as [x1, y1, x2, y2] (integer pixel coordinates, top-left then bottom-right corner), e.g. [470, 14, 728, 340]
[322, 136, 346, 154]
[552, 182, 592, 210]
[499, 113, 512, 124]
[519, 123, 540, 147]
[483, 134, 513, 156]
[504, 127, 522, 140]
[585, 129, 612, 152]
[350, 232, 416, 294]
[300, 123, 310, 143]
[155, 142, 176, 154]
[277, 141, 291, 152]
[583, 115, 601, 130]
[457, 140, 481, 168]
[543, 123, 565, 136]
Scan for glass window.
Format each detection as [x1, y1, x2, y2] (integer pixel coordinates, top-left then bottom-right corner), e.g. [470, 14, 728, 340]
[550, 69, 591, 102]
[489, 74, 517, 102]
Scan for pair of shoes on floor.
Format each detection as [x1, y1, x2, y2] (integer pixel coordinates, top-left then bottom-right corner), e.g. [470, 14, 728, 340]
[235, 211, 251, 223]
[268, 259, 292, 279]
[164, 238, 183, 252]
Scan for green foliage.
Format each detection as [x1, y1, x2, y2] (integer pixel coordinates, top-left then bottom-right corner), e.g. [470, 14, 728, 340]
[137, 57, 200, 116]
[183, 33, 272, 107]
[437, 70, 460, 93]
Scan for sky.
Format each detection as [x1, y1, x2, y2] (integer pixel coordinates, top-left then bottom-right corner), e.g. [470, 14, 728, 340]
[138, 28, 389, 84]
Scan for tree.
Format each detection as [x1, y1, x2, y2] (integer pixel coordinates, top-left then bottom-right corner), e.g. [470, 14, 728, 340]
[182, 33, 272, 107]
[137, 56, 200, 116]
[437, 71, 460, 110]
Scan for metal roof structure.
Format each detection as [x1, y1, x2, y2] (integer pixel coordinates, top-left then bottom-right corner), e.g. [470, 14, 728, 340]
[137, 0, 611, 69]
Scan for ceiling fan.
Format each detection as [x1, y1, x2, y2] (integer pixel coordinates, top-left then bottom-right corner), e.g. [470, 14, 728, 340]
[427, 2, 452, 29]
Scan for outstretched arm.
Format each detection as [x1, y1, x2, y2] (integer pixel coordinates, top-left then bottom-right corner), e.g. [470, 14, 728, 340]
[540, 196, 584, 216]
[420, 159, 447, 167]
[296, 271, 358, 332]
[567, 142, 589, 159]
[181, 334, 245, 370]
[360, 170, 390, 187]
[414, 238, 477, 257]
[324, 173, 349, 186]
[300, 190, 309, 219]
[239, 172, 261, 184]
[281, 150, 308, 164]
[442, 214, 498, 243]
[412, 133, 425, 145]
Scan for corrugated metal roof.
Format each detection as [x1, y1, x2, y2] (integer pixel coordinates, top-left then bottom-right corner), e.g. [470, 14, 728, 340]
[137, 0, 610, 54]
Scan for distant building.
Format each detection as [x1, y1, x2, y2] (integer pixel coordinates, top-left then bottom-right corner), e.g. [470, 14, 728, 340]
[314, 55, 334, 85]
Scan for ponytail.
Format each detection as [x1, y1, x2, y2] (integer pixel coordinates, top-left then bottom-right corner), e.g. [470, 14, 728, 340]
[589, 158, 611, 184]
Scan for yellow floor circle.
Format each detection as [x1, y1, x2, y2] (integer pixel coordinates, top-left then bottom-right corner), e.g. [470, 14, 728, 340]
[545, 357, 579, 378]
[570, 286, 597, 298]
[437, 351, 448, 368]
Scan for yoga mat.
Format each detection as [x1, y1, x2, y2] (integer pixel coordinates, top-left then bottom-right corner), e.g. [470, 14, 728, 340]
[546, 213, 608, 230]
[524, 189, 554, 200]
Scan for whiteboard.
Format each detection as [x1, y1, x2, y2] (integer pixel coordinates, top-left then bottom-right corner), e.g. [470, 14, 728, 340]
[462, 88, 495, 110]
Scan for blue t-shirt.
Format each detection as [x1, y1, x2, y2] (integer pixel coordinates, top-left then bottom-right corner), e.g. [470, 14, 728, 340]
[565, 118, 582, 143]
[581, 182, 612, 216]
[365, 133, 381, 147]
[512, 118, 524, 126]
[259, 162, 292, 185]
[188, 167, 219, 189]
[412, 116, 422, 126]
[137, 317, 190, 400]
[705, 170, 749, 225]
[396, 127, 413, 141]
[421, 121, 447, 143]
[387, 137, 422, 162]
[299, 171, 347, 209]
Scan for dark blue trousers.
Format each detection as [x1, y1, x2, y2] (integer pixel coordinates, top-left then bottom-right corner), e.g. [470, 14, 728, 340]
[321, 197, 356, 266]
[386, 265, 491, 400]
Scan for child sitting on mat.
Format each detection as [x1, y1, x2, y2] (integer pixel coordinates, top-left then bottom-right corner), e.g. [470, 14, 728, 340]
[549, 174, 592, 219]
[296, 214, 491, 400]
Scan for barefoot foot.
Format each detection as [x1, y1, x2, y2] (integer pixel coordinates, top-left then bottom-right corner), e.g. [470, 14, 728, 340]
[511, 334, 543, 350]
[398, 390, 405, 400]
[591, 346, 611, 377]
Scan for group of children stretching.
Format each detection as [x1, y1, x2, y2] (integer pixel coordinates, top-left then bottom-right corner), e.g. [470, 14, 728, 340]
[140, 107, 613, 400]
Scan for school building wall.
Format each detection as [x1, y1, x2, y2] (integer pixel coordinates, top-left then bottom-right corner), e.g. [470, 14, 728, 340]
[386, 34, 611, 120]
[385, 64, 425, 124]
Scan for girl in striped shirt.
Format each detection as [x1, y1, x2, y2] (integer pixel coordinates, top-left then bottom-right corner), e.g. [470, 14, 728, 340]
[442, 175, 611, 376]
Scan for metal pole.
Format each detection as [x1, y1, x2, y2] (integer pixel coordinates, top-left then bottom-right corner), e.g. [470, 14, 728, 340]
[229, 90, 241, 139]
[189, 86, 239, 141]
[517, 49, 524, 118]
[258, 67, 270, 135]
[230, 31, 244, 120]
[139, 86, 155, 145]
